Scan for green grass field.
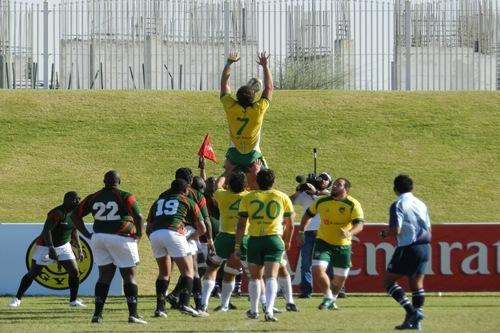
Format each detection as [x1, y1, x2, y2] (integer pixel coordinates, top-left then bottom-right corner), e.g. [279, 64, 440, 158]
[1, 90, 499, 331]
[1, 294, 499, 332]
[1, 90, 499, 223]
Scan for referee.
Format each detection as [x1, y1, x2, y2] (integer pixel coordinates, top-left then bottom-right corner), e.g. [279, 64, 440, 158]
[380, 174, 431, 330]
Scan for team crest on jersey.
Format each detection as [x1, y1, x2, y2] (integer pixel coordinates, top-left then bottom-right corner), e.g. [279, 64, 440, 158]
[25, 237, 93, 290]
[339, 207, 345, 214]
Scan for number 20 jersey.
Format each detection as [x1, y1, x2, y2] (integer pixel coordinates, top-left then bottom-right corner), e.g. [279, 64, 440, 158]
[238, 189, 294, 237]
[75, 188, 141, 237]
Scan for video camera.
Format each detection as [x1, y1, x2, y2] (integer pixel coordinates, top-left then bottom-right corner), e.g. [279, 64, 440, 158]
[295, 148, 322, 192]
[295, 174, 323, 192]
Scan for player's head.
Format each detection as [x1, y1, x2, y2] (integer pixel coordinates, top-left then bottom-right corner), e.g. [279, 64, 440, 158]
[171, 179, 189, 194]
[175, 167, 194, 185]
[228, 171, 247, 193]
[331, 177, 351, 197]
[256, 169, 275, 190]
[236, 85, 255, 108]
[192, 176, 206, 193]
[393, 174, 413, 194]
[104, 170, 120, 187]
[63, 191, 80, 209]
[205, 177, 217, 195]
[318, 172, 333, 190]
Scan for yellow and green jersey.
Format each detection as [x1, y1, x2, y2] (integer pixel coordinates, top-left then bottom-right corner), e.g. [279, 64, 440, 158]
[238, 189, 294, 237]
[214, 188, 249, 235]
[221, 94, 270, 154]
[307, 195, 364, 246]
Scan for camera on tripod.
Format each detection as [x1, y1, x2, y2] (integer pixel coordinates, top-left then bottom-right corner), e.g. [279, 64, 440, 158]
[294, 148, 323, 192]
[295, 174, 322, 192]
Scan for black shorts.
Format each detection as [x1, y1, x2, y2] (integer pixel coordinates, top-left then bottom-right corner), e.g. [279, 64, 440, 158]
[387, 243, 430, 277]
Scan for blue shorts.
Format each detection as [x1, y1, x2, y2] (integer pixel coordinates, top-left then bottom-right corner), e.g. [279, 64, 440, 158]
[387, 243, 430, 276]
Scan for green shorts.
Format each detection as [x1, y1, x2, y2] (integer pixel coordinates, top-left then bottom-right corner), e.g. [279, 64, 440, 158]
[214, 232, 248, 260]
[226, 148, 268, 173]
[312, 238, 352, 269]
[247, 235, 284, 266]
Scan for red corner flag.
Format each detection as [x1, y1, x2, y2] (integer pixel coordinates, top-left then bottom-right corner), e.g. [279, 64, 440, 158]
[198, 134, 218, 163]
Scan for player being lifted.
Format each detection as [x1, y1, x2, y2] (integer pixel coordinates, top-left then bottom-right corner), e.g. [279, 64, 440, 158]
[220, 50, 273, 190]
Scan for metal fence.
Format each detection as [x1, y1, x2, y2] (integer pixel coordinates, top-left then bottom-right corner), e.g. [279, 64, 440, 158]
[0, 0, 499, 90]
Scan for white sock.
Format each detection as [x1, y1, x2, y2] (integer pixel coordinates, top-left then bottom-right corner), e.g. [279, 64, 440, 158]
[201, 279, 215, 309]
[260, 279, 267, 305]
[265, 277, 278, 316]
[220, 280, 235, 309]
[278, 275, 294, 304]
[324, 289, 333, 299]
[248, 279, 260, 313]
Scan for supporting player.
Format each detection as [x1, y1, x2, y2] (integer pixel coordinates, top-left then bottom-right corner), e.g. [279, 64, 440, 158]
[147, 179, 207, 318]
[199, 171, 249, 313]
[235, 169, 294, 322]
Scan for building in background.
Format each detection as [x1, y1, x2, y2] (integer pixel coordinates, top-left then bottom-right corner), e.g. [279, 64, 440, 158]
[0, 0, 499, 90]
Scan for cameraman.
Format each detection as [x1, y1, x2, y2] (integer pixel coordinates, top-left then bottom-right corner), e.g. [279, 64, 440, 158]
[290, 172, 332, 298]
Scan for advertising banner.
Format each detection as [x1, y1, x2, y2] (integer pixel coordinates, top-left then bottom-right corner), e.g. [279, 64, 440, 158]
[285, 223, 500, 292]
[0, 223, 122, 296]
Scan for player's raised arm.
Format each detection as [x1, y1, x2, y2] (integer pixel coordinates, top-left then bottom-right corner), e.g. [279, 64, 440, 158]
[220, 51, 240, 97]
[257, 51, 273, 101]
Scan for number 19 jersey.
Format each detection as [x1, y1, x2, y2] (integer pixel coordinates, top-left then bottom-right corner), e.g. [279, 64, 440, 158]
[147, 192, 203, 233]
[238, 189, 294, 237]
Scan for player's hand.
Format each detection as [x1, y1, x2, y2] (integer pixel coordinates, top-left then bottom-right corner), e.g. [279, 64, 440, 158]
[340, 228, 352, 239]
[77, 248, 85, 262]
[256, 51, 270, 67]
[48, 246, 58, 260]
[297, 232, 305, 247]
[285, 241, 291, 251]
[227, 51, 240, 64]
[198, 156, 206, 169]
[207, 240, 216, 256]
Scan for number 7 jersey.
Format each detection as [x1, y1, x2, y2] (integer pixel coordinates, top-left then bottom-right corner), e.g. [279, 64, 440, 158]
[75, 188, 142, 237]
[221, 94, 269, 154]
[238, 189, 294, 237]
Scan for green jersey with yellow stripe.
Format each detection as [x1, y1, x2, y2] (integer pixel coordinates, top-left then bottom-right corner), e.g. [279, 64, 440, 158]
[214, 188, 249, 235]
[221, 94, 270, 154]
[238, 189, 294, 237]
[306, 195, 364, 246]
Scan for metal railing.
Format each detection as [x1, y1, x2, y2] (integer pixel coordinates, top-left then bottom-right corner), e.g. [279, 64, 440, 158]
[0, 0, 498, 90]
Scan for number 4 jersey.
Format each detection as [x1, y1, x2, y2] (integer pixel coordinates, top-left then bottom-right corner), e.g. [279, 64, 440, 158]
[75, 188, 142, 237]
[147, 191, 203, 233]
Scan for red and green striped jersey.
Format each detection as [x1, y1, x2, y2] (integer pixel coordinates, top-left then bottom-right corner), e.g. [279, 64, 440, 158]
[187, 187, 209, 221]
[147, 192, 203, 233]
[75, 188, 142, 237]
[36, 205, 75, 247]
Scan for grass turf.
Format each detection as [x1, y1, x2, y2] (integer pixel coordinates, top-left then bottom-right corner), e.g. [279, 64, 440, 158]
[1, 294, 499, 332]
